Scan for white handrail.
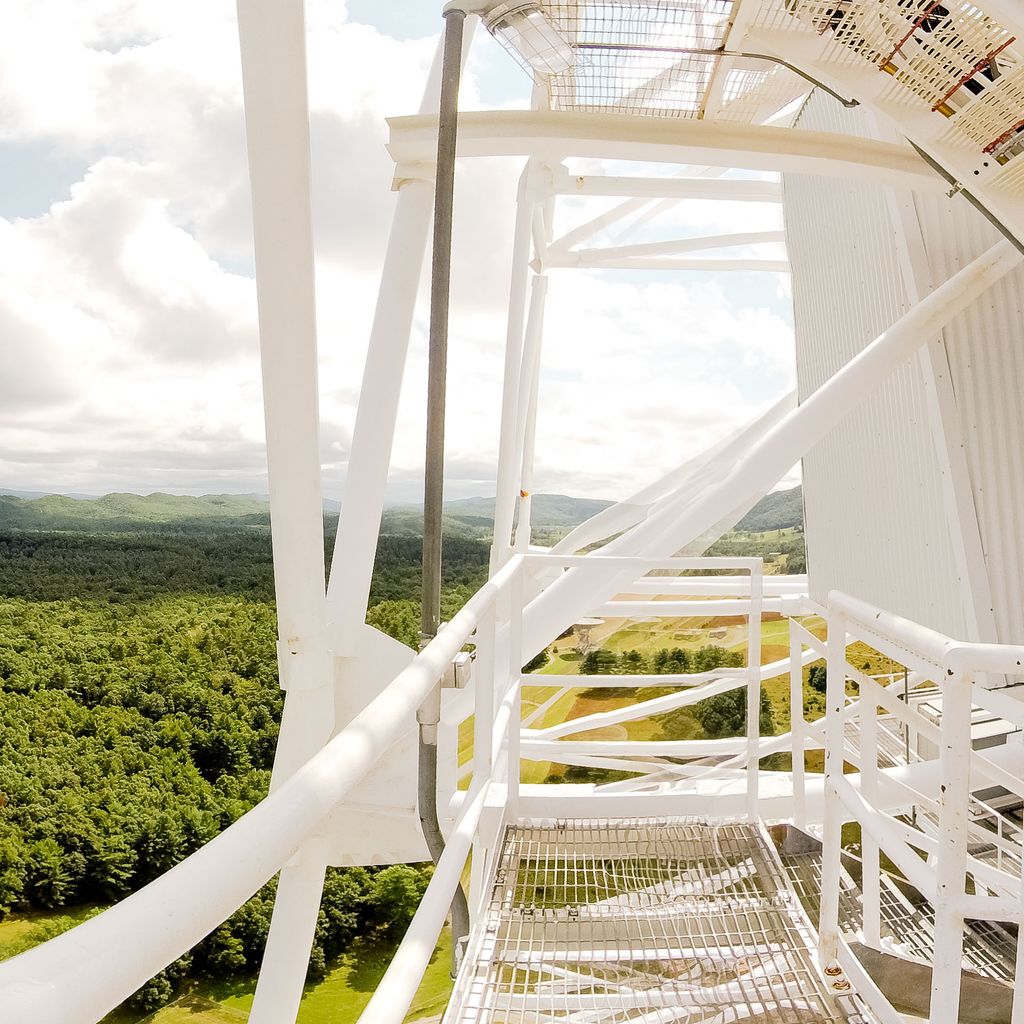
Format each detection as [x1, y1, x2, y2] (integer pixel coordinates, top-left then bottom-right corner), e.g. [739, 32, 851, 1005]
[0, 556, 525, 1024]
[829, 590, 1024, 675]
[357, 781, 490, 1024]
[820, 591, 1024, 1024]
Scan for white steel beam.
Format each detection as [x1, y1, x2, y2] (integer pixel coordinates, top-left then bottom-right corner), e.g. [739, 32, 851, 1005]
[491, 163, 537, 570]
[327, 22, 478, 669]
[235, 1, 333, 1018]
[624, 575, 807, 595]
[520, 239, 1023, 660]
[387, 111, 947, 192]
[549, 255, 790, 272]
[596, 598, 787, 615]
[237, 0, 331, 780]
[550, 392, 796, 556]
[884, 187, 1000, 648]
[550, 172, 783, 202]
[556, 230, 786, 263]
[700, 0, 760, 119]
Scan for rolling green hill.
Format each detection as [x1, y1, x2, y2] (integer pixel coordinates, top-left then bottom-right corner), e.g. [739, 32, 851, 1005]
[734, 485, 803, 533]
[0, 491, 614, 540]
[0, 492, 272, 532]
[0, 487, 802, 539]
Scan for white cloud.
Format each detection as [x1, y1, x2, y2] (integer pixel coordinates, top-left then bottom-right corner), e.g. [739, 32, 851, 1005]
[0, 1, 796, 503]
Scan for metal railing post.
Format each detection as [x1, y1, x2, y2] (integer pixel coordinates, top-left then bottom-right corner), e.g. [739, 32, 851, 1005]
[507, 566, 524, 815]
[746, 561, 763, 822]
[789, 624, 806, 830]
[928, 671, 972, 1024]
[1012, 872, 1024, 1024]
[819, 609, 847, 968]
[473, 604, 497, 783]
[860, 677, 882, 947]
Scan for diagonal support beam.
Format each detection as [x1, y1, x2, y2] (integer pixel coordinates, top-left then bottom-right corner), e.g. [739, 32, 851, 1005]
[521, 239, 1023, 659]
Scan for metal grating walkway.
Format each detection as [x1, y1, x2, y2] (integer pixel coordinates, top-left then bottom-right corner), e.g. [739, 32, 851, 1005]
[448, 819, 872, 1024]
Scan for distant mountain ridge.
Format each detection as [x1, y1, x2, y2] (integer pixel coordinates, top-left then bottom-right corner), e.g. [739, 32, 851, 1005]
[0, 490, 615, 538]
[734, 485, 803, 533]
[0, 486, 802, 537]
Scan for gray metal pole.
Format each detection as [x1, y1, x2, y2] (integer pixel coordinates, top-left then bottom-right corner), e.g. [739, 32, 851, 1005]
[422, 8, 465, 643]
[419, 6, 471, 979]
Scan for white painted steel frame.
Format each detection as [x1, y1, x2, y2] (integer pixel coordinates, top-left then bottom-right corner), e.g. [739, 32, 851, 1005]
[17, 3, 1024, 1019]
[520, 238, 1023, 661]
[818, 588, 1024, 1024]
[386, 111, 946, 191]
[234, 2, 334, 1018]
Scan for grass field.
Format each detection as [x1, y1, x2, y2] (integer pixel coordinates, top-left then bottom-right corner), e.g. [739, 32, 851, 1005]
[0, 904, 105, 962]
[0, 909, 453, 1024]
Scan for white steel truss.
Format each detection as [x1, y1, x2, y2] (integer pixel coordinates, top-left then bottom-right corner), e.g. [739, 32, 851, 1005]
[6, 3, 1024, 1024]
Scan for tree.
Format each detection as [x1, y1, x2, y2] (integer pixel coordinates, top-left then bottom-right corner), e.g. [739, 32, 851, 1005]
[581, 649, 617, 675]
[692, 687, 775, 739]
[369, 864, 431, 940]
[523, 648, 549, 673]
[808, 664, 827, 694]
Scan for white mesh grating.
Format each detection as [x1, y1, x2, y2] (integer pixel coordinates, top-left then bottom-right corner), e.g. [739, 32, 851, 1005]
[749, 0, 1024, 188]
[489, 2, 806, 120]
[541, 0, 731, 117]
[448, 819, 873, 1024]
[779, 842, 1018, 982]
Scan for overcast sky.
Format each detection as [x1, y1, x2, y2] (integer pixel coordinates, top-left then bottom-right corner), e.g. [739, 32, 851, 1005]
[0, 0, 796, 503]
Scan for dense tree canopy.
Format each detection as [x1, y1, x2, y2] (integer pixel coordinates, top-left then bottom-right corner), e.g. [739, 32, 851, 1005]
[0, 524, 482, 1013]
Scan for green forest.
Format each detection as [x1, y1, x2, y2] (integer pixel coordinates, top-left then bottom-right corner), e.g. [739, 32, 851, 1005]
[0, 520, 491, 1015]
[0, 487, 805, 1017]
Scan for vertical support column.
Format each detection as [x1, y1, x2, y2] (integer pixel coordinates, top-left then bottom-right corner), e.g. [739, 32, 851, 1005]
[492, 166, 538, 571]
[789, 625, 806, 830]
[235, 2, 331, 1020]
[928, 672, 972, 1024]
[469, 600, 497, 915]
[422, 6, 466, 642]
[819, 609, 847, 968]
[506, 567, 524, 816]
[473, 605, 497, 784]
[860, 679, 882, 947]
[745, 562, 763, 823]
[514, 275, 549, 553]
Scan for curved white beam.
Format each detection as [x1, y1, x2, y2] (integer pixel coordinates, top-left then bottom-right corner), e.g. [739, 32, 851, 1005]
[387, 110, 946, 192]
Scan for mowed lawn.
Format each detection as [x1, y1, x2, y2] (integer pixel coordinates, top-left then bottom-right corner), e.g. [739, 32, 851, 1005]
[0, 907, 453, 1024]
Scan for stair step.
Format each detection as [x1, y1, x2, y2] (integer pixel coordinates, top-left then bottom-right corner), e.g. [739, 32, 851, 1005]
[447, 819, 870, 1024]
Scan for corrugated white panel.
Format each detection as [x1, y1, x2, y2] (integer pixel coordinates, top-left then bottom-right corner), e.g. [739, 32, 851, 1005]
[784, 93, 966, 637]
[911, 195, 1024, 645]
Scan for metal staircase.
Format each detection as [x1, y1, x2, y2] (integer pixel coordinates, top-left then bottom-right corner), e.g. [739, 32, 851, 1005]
[451, 820, 869, 1024]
